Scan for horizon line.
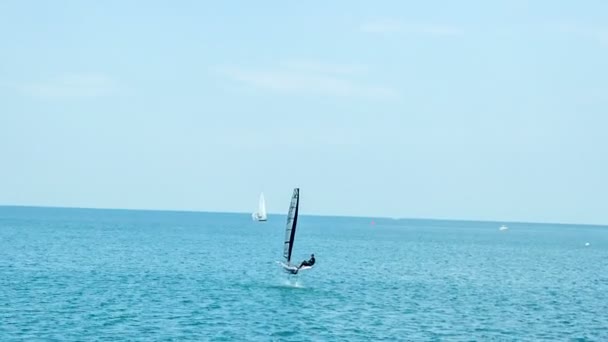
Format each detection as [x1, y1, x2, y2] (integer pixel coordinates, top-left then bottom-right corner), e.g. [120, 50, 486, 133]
[1, 204, 605, 228]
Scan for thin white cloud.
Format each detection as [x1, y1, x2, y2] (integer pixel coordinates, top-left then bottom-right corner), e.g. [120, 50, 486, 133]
[552, 24, 608, 45]
[214, 62, 398, 100]
[416, 25, 465, 36]
[576, 87, 608, 104]
[360, 20, 464, 37]
[18, 73, 119, 99]
[279, 60, 368, 76]
[360, 20, 404, 34]
[207, 125, 363, 149]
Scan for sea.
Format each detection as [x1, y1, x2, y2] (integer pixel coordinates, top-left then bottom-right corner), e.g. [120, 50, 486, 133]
[1, 206, 607, 341]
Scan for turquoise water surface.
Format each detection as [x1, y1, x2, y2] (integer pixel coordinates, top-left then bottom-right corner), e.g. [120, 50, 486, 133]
[1, 206, 607, 340]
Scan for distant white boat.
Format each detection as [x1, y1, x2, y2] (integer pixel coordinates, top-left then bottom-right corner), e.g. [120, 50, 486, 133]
[252, 193, 267, 221]
[499, 225, 508, 231]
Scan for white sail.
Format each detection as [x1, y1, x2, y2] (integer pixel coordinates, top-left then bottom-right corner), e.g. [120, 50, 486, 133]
[252, 192, 267, 221]
[258, 193, 267, 220]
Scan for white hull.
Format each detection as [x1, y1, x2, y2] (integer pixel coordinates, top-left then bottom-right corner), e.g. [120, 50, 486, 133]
[252, 212, 267, 221]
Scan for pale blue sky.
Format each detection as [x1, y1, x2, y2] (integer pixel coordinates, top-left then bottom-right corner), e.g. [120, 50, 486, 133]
[1, 1, 607, 225]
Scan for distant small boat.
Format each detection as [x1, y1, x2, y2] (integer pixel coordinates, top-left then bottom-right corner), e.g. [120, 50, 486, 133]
[252, 193, 267, 221]
[499, 225, 508, 231]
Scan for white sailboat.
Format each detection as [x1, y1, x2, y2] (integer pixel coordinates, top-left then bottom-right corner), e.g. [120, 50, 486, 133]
[252, 193, 267, 221]
[499, 224, 508, 231]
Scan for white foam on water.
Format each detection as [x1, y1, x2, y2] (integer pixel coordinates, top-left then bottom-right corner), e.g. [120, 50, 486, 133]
[282, 278, 305, 288]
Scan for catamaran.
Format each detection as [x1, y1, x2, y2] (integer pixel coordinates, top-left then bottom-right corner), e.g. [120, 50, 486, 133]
[278, 188, 313, 274]
[251, 192, 267, 221]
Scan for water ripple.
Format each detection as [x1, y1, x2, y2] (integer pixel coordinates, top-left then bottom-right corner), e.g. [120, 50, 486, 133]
[1, 208, 607, 340]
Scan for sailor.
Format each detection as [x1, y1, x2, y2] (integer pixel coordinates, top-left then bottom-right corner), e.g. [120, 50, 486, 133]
[297, 254, 315, 270]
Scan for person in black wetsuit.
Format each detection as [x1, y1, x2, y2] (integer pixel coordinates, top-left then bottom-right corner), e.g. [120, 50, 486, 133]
[297, 254, 315, 270]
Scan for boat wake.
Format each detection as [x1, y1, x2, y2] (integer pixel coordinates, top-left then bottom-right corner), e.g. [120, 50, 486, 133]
[281, 278, 305, 288]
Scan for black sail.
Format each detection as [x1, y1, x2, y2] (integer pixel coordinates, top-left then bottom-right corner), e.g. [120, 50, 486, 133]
[283, 188, 299, 263]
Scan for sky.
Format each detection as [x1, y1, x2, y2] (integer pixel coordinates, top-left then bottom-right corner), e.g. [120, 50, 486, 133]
[1, 1, 607, 225]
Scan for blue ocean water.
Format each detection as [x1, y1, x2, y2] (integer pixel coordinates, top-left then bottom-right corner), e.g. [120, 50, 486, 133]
[1, 206, 607, 341]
